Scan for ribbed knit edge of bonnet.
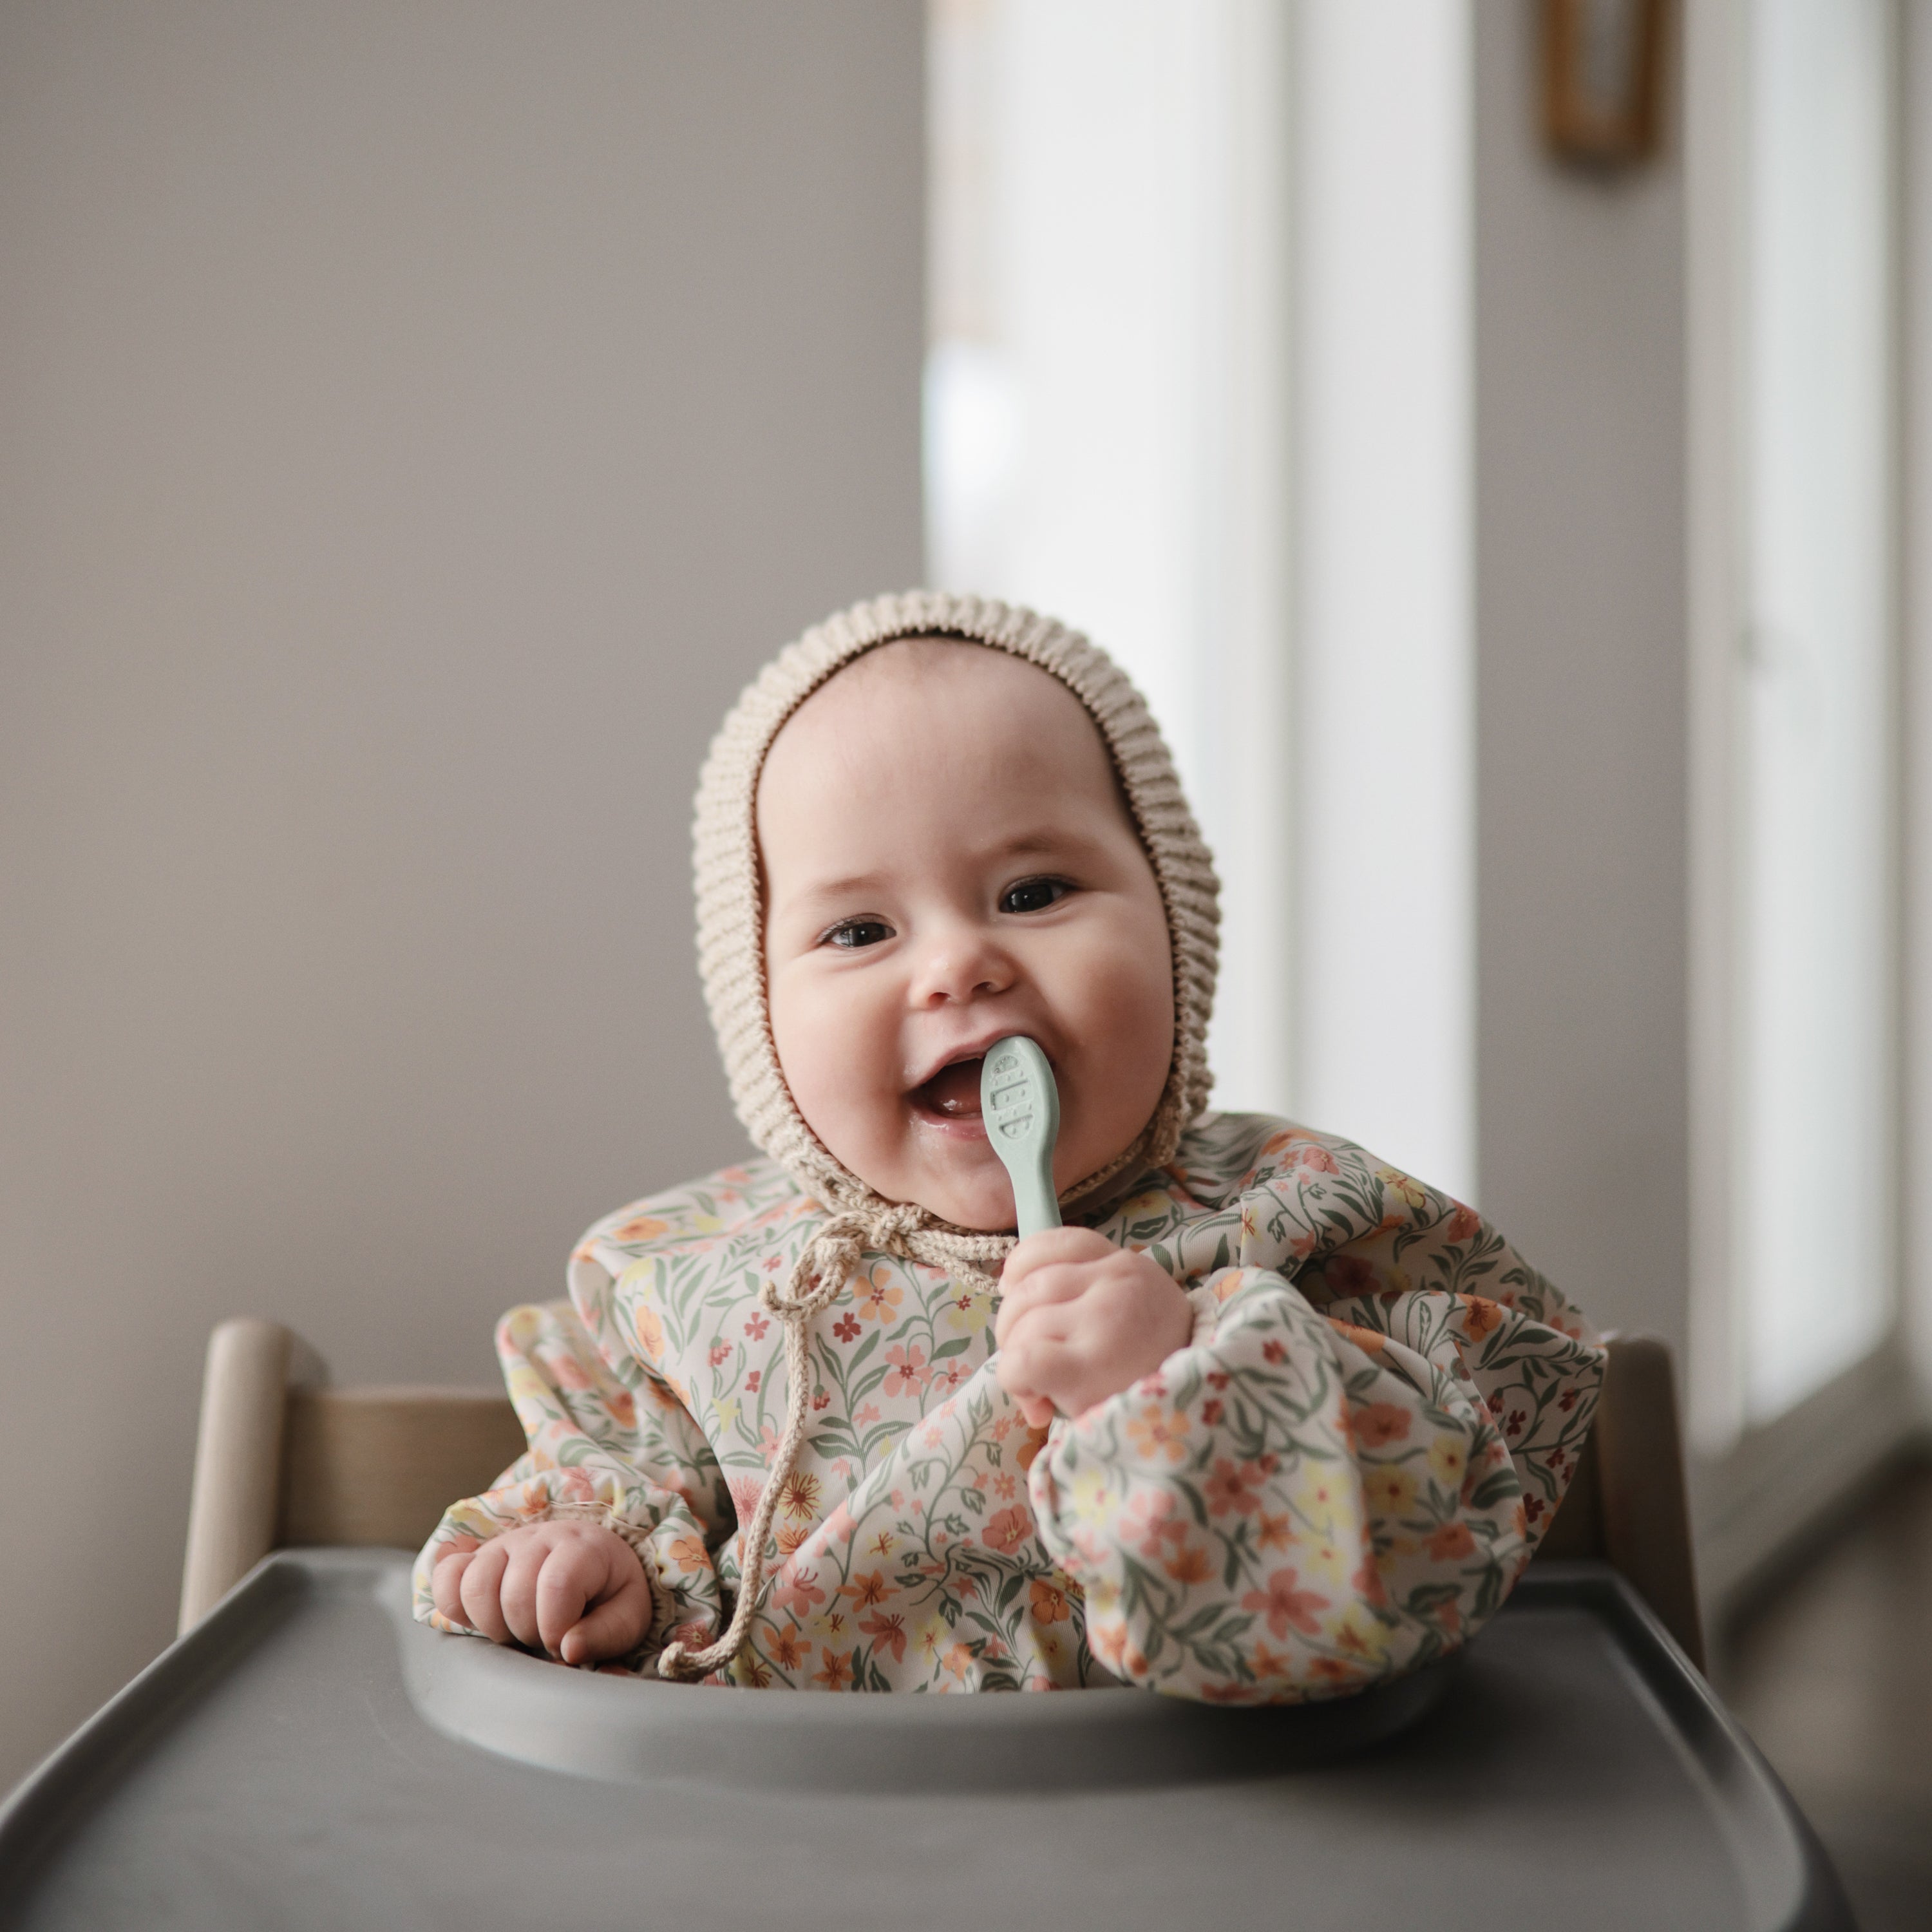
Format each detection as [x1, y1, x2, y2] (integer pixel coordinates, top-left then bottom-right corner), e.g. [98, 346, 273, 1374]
[692, 589, 1221, 1223]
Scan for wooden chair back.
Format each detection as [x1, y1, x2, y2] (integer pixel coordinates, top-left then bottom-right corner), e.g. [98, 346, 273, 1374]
[178, 1318, 524, 1634]
[178, 1318, 1704, 1668]
[1531, 1331, 1704, 1667]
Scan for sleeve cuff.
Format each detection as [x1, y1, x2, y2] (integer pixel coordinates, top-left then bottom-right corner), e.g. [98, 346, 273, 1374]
[541, 1499, 679, 1653]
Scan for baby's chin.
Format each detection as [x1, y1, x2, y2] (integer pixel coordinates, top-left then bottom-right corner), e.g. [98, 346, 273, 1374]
[895, 1159, 1019, 1235]
[884, 1132, 1134, 1235]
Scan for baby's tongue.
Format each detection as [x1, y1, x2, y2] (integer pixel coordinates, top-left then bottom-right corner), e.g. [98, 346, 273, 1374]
[920, 1058, 984, 1117]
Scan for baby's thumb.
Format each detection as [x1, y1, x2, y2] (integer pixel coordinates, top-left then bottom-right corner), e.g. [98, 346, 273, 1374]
[559, 1571, 650, 1666]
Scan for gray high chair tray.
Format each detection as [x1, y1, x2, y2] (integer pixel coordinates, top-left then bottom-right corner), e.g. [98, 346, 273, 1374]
[0, 1549, 1850, 1932]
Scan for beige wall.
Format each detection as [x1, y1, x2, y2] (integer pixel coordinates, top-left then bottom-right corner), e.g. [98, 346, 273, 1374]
[1472, 2, 1692, 1360]
[0, 1, 923, 1787]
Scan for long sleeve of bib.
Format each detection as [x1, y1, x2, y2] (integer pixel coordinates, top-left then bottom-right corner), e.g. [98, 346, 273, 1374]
[411, 1292, 735, 1667]
[1025, 1122, 1604, 1701]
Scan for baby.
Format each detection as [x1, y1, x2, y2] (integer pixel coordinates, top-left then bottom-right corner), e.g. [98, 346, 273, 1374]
[417, 593, 1604, 1696]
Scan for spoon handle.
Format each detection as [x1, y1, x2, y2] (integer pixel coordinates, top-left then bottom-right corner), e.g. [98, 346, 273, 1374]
[980, 1036, 1062, 1240]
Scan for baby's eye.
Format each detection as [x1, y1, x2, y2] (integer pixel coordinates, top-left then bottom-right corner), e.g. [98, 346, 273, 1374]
[999, 876, 1072, 915]
[825, 918, 894, 950]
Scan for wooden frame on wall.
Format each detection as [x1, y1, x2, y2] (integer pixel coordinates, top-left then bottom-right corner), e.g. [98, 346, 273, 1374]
[1542, 0, 1669, 167]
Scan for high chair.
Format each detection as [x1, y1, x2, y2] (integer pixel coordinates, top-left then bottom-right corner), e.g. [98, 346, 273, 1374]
[8, 1321, 1841, 1929]
[178, 1317, 1705, 1668]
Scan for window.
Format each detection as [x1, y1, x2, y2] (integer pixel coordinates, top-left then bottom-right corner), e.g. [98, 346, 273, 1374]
[1732, 0, 1898, 1421]
[926, 1, 1475, 1198]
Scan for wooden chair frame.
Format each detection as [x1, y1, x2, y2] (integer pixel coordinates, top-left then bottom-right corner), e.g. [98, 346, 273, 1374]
[178, 1320, 1705, 1669]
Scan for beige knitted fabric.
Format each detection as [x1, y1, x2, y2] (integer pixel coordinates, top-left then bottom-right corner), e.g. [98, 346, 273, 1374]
[661, 590, 1220, 1681]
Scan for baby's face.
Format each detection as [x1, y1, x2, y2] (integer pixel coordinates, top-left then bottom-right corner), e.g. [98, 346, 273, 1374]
[759, 639, 1175, 1231]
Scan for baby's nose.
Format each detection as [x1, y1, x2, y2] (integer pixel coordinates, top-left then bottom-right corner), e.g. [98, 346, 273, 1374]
[909, 923, 1015, 1003]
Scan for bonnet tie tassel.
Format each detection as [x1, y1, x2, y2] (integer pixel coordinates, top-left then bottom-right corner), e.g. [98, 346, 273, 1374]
[656, 1204, 1006, 1684]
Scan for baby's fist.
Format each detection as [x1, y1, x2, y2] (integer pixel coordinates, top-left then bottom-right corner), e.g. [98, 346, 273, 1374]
[994, 1227, 1192, 1426]
[432, 1519, 650, 1666]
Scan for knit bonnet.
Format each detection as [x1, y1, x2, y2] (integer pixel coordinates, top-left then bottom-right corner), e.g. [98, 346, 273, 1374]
[662, 590, 1220, 1681]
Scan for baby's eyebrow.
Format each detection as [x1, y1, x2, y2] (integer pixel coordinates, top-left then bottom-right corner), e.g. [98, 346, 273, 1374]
[777, 869, 891, 912]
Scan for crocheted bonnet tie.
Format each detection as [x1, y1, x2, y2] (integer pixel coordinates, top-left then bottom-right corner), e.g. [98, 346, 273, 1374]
[656, 591, 1220, 1683]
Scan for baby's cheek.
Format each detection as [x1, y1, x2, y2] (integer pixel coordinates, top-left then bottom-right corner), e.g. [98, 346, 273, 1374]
[768, 971, 909, 1183]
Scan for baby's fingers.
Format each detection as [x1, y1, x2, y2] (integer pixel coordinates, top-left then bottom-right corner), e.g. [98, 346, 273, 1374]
[558, 1559, 652, 1666]
[996, 1262, 1094, 1347]
[457, 1537, 515, 1645]
[1002, 1226, 1113, 1289]
[431, 1547, 477, 1626]
[534, 1545, 599, 1658]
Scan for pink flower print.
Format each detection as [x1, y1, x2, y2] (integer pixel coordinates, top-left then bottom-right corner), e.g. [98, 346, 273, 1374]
[1123, 1405, 1190, 1465]
[779, 1470, 822, 1521]
[1163, 1540, 1214, 1585]
[708, 1342, 732, 1369]
[855, 1403, 882, 1427]
[1352, 1555, 1389, 1611]
[884, 1343, 932, 1399]
[859, 1611, 907, 1663]
[744, 1312, 771, 1340]
[1458, 1294, 1504, 1341]
[728, 1474, 765, 1520]
[839, 1569, 889, 1608]
[1327, 1255, 1378, 1297]
[1202, 1457, 1267, 1519]
[1121, 1489, 1189, 1562]
[1029, 1577, 1072, 1625]
[931, 1359, 968, 1396]
[1241, 1567, 1329, 1639]
[744, 1370, 761, 1394]
[547, 1349, 592, 1392]
[772, 1566, 827, 1617]
[611, 1214, 669, 1244]
[808, 1646, 854, 1692]
[833, 1312, 862, 1344]
[981, 1504, 1034, 1553]
[855, 1269, 904, 1323]
[1294, 1143, 1340, 1175]
[1446, 1202, 1482, 1243]
[1352, 1402, 1412, 1448]
[994, 1474, 1016, 1501]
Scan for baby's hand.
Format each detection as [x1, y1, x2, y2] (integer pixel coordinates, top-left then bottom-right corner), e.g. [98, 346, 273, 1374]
[994, 1227, 1192, 1426]
[431, 1520, 651, 1666]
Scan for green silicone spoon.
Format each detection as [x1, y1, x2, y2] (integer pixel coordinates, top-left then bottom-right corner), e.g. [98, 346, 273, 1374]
[980, 1036, 1061, 1239]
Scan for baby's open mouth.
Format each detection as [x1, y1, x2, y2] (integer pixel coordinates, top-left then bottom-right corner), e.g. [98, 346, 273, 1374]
[909, 1057, 984, 1120]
